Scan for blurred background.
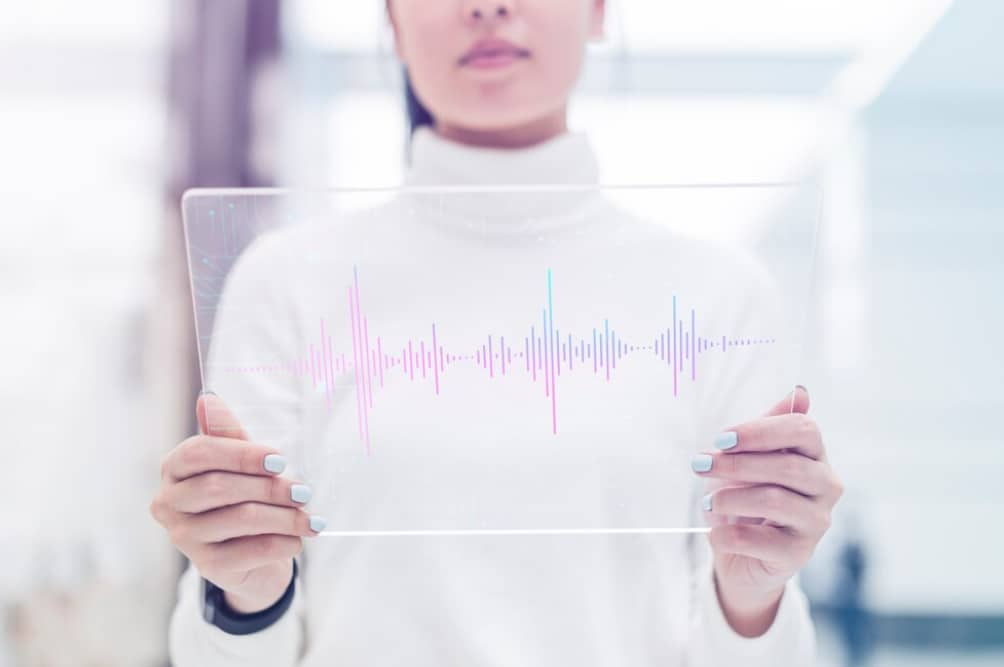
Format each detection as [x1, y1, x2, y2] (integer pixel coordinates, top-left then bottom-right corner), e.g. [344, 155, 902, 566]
[1, 0, 1002, 665]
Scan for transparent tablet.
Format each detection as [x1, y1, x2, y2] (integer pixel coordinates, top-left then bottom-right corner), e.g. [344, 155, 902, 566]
[183, 183, 820, 535]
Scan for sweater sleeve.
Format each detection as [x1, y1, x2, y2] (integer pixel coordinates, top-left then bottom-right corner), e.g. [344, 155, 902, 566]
[168, 228, 308, 665]
[168, 559, 306, 666]
[689, 556, 816, 666]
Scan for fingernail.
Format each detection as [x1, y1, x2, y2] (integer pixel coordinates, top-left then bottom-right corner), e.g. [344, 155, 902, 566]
[309, 515, 327, 533]
[263, 454, 286, 474]
[796, 384, 809, 395]
[691, 454, 713, 473]
[702, 493, 713, 512]
[290, 484, 312, 504]
[714, 431, 738, 450]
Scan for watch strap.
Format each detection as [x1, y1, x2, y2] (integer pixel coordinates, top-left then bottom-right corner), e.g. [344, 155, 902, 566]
[201, 559, 299, 635]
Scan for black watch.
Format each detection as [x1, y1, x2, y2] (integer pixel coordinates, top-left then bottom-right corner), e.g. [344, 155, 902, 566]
[201, 560, 299, 635]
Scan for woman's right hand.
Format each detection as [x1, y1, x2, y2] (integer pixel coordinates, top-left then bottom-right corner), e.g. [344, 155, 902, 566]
[149, 393, 325, 613]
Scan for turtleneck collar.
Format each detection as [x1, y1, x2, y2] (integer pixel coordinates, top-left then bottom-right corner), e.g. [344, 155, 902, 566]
[401, 125, 604, 235]
[404, 125, 600, 188]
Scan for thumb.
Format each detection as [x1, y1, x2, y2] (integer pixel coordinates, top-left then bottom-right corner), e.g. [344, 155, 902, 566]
[196, 391, 249, 440]
[763, 384, 810, 417]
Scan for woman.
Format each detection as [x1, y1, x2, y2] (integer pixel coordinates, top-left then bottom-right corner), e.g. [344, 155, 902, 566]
[151, 1, 843, 664]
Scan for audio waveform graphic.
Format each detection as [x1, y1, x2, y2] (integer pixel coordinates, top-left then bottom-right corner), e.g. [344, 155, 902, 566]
[217, 268, 775, 453]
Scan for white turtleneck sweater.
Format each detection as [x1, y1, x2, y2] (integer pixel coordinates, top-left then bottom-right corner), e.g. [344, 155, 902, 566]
[169, 126, 815, 666]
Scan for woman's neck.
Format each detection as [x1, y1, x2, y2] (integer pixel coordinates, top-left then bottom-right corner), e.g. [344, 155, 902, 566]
[433, 108, 568, 149]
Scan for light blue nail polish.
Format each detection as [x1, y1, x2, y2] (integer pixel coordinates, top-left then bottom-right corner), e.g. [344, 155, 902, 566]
[290, 484, 312, 504]
[263, 454, 286, 474]
[691, 454, 713, 473]
[309, 515, 327, 533]
[702, 493, 713, 512]
[714, 431, 738, 450]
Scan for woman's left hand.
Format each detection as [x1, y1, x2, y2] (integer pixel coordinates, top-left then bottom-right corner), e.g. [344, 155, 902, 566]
[691, 385, 843, 636]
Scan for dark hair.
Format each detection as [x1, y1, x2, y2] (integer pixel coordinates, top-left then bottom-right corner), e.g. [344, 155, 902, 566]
[403, 69, 434, 135]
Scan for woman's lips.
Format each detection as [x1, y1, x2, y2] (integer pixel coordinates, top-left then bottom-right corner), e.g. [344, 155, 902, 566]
[459, 40, 530, 69]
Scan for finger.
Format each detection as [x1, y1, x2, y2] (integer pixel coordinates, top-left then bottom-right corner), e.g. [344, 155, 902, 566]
[196, 392, 249, 440]
[763, 385, 810, 418]
[709, 523, 813, 564]
[704, 484, 827, 535]
[200, 534, 305, 573]
[178, 502, 321, 544]
[692, 452, 833, 497]
[164, 435, 286, 482]
[168, 471, 312, 514]
[712, 412, 824, 460]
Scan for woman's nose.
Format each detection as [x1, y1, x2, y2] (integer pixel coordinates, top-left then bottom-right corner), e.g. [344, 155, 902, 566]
[462, 0, 515, 24]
